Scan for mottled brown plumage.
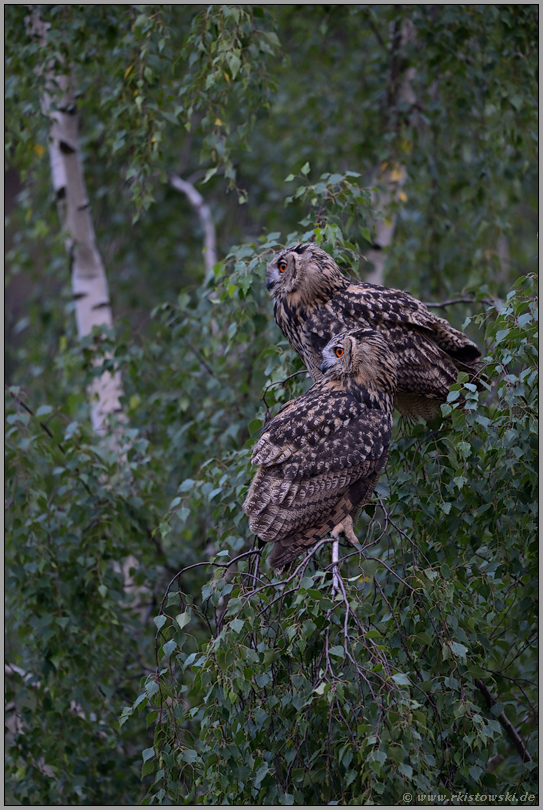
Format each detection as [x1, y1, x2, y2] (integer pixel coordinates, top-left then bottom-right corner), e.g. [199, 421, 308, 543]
[266, 244, 481, 420]
[243, 329, 396, 572]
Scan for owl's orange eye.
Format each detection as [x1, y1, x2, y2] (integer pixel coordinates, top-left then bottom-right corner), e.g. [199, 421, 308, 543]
[278, 260, 288, 273]
[335, 347, 344, 358]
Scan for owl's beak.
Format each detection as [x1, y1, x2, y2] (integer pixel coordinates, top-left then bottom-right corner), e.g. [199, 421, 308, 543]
[265, 277, 276, 291]
[320, 357, 333, 374]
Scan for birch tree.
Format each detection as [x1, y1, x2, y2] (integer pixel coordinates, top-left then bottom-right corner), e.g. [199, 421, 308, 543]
[28, 10, 124, 436]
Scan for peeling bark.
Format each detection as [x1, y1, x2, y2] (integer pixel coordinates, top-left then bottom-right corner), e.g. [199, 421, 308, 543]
[28, 11, 125, 436]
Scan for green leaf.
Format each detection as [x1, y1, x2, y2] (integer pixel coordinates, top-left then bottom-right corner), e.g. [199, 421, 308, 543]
[227, 52, 241, 80]
[248, 418, 262, 436]
[142, 747, 155, 763]
[176, 612, 191, 630]
[254, 762, 269, 788]
[450, 642, 468, 659]
[398, 763, 413, 779]
[203, 167, 218, 184]
[469, 765, 483, 782]
[162, 640, 177, 659]
[142, 760, 156, 778]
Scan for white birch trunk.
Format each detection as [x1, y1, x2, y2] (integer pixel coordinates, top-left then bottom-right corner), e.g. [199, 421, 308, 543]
[29, 12, 125, 436]
[169, 173, 218, 279]
[364, 164, 407, 285]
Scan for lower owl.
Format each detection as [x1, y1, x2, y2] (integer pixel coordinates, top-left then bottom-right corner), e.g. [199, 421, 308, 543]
[243, 328, 397, 572]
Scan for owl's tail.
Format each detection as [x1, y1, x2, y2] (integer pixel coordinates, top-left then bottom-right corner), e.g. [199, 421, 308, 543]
[431, 316, 481, 365]
[268, 471, 380, 573]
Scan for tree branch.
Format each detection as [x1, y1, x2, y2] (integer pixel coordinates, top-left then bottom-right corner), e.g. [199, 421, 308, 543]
[424, 296, 495, 309]
[169, 173, 218, 279]
[474, 678, 532, 763]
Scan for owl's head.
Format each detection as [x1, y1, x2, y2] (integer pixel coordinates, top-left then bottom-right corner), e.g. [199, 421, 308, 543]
[266, 244, 348, 305]
[320, 328, 397, 394]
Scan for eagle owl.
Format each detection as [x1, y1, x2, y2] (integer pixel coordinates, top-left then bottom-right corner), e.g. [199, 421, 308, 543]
[266, 244, 481, 421]
[243, 328, 396, 572]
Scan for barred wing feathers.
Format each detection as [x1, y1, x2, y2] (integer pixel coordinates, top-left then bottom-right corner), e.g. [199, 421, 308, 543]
[243, 384, 392, 551]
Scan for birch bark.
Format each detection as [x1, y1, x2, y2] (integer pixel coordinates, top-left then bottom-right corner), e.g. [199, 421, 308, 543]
[169, 173, 218, 280]
[29, 11, 124, 436]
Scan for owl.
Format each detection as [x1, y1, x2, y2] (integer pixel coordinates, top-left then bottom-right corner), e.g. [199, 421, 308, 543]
[266, 243, 482, 421]
[243, 328, 396, 572]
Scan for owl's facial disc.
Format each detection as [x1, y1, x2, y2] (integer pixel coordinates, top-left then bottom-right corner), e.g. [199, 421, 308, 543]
[320, 339, 347, 375]
[266, 245, 314, 297]
[266, 252, 296, 294]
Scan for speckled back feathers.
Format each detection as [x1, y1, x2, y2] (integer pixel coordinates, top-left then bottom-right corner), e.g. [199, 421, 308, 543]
[266, 244, 481, 421]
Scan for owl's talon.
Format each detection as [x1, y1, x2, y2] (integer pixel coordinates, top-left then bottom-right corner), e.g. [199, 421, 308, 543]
[331, 515, 359, 548]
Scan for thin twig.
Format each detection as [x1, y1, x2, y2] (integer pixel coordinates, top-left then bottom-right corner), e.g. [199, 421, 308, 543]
[158, 549, 261, 615]
[261, 369, 310, 422]
[424, 296, 495, 309]
[5, 385, 66, 454]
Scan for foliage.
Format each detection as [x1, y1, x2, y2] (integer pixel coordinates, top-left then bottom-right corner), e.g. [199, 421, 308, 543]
[4, 339, 169, 804]
[5, 4, 538, 806]
[5, 4, 279, 213]
[130, 268, 537, 806]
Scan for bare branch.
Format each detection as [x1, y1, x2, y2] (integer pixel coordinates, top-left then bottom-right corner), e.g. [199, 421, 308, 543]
[424, 296, 495, 309]
[169, 173, 218, 279]
[261, 369, 310, 422]
[5, 384, 66, 454]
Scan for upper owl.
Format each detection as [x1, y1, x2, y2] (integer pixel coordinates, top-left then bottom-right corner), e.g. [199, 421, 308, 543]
[266, 243, 482, 421]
